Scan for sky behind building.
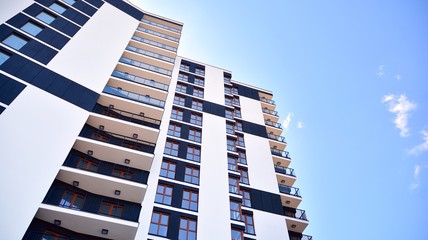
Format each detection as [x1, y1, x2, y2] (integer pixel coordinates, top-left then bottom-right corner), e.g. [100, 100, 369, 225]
[133, 0, 428, 239]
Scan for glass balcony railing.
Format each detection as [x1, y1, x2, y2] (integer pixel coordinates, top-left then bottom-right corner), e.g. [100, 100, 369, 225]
[103, 85, 165, 108]
[131, 35, 177, 52]
[92, 103, 161, 129]
[125, 45, 175, 63]
[289, 232, 314, 240]
[140, 18, 181, 34]
[271, 148, 291, 159]
[111, 70, 169, 91]
[262, 107, 278, 116]
[284, 208, 308, 221]
[119, 57, 172, 76]
[63, 149, 149, 184]
[267, 132, 287, 143]
[265, 120, 282, 129]
[79, 124, 156, 154]
[136, 26, 179, 42]
[274, 165, 296, 177]
[260, 97, 276, 105]
[278, 184, 301, 197]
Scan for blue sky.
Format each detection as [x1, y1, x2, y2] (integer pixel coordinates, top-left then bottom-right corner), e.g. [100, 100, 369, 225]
[135, 0, 428, 239]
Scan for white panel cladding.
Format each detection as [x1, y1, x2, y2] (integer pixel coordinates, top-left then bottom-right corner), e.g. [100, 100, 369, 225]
[0, 86, 89, 239]
[244, 133, 280, 193]
[252, 209, 289, 239]
[204, 64, 226, 105]
[240, 96, 266, 125]
[47, 3, 139, 93]
[0, 0, 33, 24]
[198, 114, 231, 240]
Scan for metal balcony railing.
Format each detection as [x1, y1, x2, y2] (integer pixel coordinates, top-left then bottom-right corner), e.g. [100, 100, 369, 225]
[119, 57, 172, 76]
[284, 208, 308, 221]
[111, 69, 169, 91]
[140, 18, 181, 34]
[260, 97, 276, 105]
[271, 148, 291, 159]
[125, 45, 175, 63]
[79, 125, 156, 154]
[265, 120, 282, 129]
[274, 165, 296, 177]
[290, 234, 313, 240]
[103, 85, 165, 108]
[278, 184, 301, 197]
[267, 132, 287, 143]
[136, 26, 179, 42]
[262, 107, 278, 116]
[131, 35, 177, 52]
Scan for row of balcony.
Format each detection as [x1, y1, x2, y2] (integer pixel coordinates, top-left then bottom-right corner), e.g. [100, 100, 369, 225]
[111, 70, 169, 92]
[262, 107, 278, 116]
[103, 85, 165, 108]
[125, 45, 175, 63]
[265, 120, 282, 129]
[131, 35, 177, 52]
[140, 18, 181, 34]
[271, 148, 290, 159]
[260, 97, 275, 105]
[119, 57, 172, 76]
[268, 132, 286, 143]
[136, 26, 179, 42]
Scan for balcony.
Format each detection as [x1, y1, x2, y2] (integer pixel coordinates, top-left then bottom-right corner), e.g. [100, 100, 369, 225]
[275, 165, 296, 177]
[79, 124, 155, 154]
[262, 107, 278, 116]
[131, 35, 177, 52]
[278, 184, 302, 208]
[268, 132, 287, 151]
[268, 133, 286, 143]
[289, 233, 313, 240]
[103, 85, 165, 108]
[260, 97, 275, 105]
[271, 148, 290, 159]
[265, 120, 282, 129]
[284, 208, 309, 233]
[141, 18, 181, 34]
[119, 57, 172, 76]
[125, 45, 175, 63]
[278, 184, 300, 197]
[136, 26, 179, 42]
[93, 104, 160, 129]
[111, 70, 168, 91]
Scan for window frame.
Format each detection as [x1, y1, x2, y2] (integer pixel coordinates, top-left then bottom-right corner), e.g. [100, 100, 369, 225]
[155, 184, 173, 205]
[180, 63, 190, 71]
[168, 122, 182, 137]
[184, 166, 200, 185]
[231, 228, 244, 240]
[178, 72, 189, 82]
[190, 112, 202, 126]
[237, 150, 247, 164]
[186, 145, 201, 162]
[229, 177, 240, 194]
[176, 83, 187, 93]
[149, 212, 169, 237]
[181, 189, 198, 211]
[112, 169, 133, 180]
[164, 140, 179, 156]
[191, 99, 203, 111]
[240, 189, 252, 207]
[179, 218, 197, 240]
[195, 67, 205, 76]
[160, 160, 176, 179]
[171, 107, 184, 121]
[173, 94, 186, 106]
[77, 157, 99, 172]
[228, 156, 238, 171]
[2, 34, 28, 50]
[59, 191, 85, 210]
[242, 213, 256, 234]
[227, 138, 237, 152]
[99, 201, 124, 217]
[194, 77, 204, 86]
[188, 128, 202, 143]
[239, 167, 249, 185]
[230, 200, 242, 221]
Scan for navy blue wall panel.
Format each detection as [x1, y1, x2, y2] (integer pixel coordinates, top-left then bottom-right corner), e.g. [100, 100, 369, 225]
[85, 0, 104, 8]
[0, 74, 26, 105]
[242, 120, 268, 138]
[35, 0, 90, 26]
[245, 187, 284, 215]
[152, 206, 197, 240]
[233, 83, 261, 101]
[180, 59, 205, 74]
[0, 106, 5, 114]
[104, 0, 144, 20]
[73, 1, 97, 16]
[203, 101, 226, 117]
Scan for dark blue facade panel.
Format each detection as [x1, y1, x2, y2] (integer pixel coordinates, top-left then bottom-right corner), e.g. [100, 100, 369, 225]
[152, 206, 197, 240]
[73, 1, 97, 16]
[0, 106, 5, 114]
[242, 120, 268, 138]
[34, 0, 90, 26]
[180, 59, 205, 74]
[203, 101, 226, 117]
[245, 187, 284, 215]
[85, 0, 104, 8]
[232, 83, 261, 101]
[0, 73, 26, 105]
[104, 0, 144, 20]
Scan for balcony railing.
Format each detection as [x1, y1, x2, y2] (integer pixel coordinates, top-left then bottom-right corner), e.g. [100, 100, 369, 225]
[136, 26, 179, 42]
[262, 107, 278, 116]
[274, 165, 296, 177]
[278, 184, 301, 197]
[260, 97, 276, 105]
[79, 124, 156, 154]
[140, 18, 181, 34]
[103, 85, 165, 108]
[267, 132, 287, 143]
[43, 185, 141, 222]
[271, 148, 291, 159]
[290, 235, 313, 240]
[265, 120, 282, 129]
[284, 208, 308, 221]
[119, 57, 172, 76]
[125, 45, 175, 63]
[112, 69, 169, 91]
[224, 78, 232, 84]
[131, 35, 177, 52]
[93, 103, 160, 129]
[63, 149, 149, 184]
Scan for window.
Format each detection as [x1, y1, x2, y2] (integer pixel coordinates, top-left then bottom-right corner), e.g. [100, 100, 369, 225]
[224, 77, 231, 84]
[240, 189, 252, 207]
[193, 88, 204, 98]
[225, 97, 233, 106]
[59, 191, 84, 209]
[149, 212, 169, 237]
[242, 213, 255, 234]
[230, 201, 242, 220]
[190, 112, 202, 126]
[77, 158, 99, 172]
[226, 122, 235, 134]
[229, 177, 239, 194]
[2, 34, 28, 50]
[233, 97, 240, 106]
[168, 123, 181, 137]
[232, 87, 239, 95]
[224, 86, 232, 94]
[164, 141, 179, 156]
[20, 22, 43, 36]
[179, 218, 197, 240]
[41, 230, 67, 240]
[225, 109, 233, 119]
[63, 0, 76, 5]
[186, 146, 201, 162]
[0, 51, 10, 65]
[171, 108, 184, 121]
[160, 161, 176, 179]
[112, 169, 132, 180]
[194, 77, 204, 86]
[227, 138, 237, 152]
[195, 67, 205, 76]
[49, 2, 67, 14]
[231, 229, 243, 240]
[239, 168, 249, 184]
[236, 135, 245, 147]
[155, 184, 173, 205]
[191, 99, 203, 111]
[91, 131, 109, 142]
[178, 72, 189, 82]
[176, 83, 187, 93]
[180, 63, 189, 71]
[184, 166, 200, 185]
[228, 156, 238, 171]
[99, 201, 124, 217]
[36, 11, 56, 24]
[234, 109, 242, 118]
[182, 189, 198, 211]
[235, 121, 243, 132]
[238, 150, 247, 164]
[188, 128, 201, 143]
[174, 95, 185, 106]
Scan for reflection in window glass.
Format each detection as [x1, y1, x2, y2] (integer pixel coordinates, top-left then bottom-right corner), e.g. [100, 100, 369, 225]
[36, 11, 56, 24]
[49, 3, 67, 14]
[21, 22, 43, 36]
[0, 51, 10, 65]
[2, 34, 28, 50]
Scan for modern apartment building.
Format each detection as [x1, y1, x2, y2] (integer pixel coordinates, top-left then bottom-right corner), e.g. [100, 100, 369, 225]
[0, 0, 312, 239]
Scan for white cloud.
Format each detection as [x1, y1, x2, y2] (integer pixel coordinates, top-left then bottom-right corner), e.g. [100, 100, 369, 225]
[410, 165, 421, 190]
[297, 121, 303, 129]
[394, 74, 401, 80]
[409, 130, 428, 155]
[377, 65, 385, 77]
[282, 113, 293, 132]
[382, 94, 416, 137]
[409, 182, 420, 190]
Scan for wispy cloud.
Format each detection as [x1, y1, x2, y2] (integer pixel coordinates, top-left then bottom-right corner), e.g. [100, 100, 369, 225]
[394, 74, 401, 80]
[282, 113, 293, 132]
[409, 130, 428, 155]
[382, 94, 417, 137]
[410, 165, 421, 190]
[377, 65, 385, 77]
[297, 121, 303, 129]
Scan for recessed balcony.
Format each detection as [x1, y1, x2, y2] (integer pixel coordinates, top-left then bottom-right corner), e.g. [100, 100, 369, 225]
[125, 45, 175, 64]
[119, 57, 172, 76]
[103, 85, 165, 108]
[131, 35, 177, 52]
[275, 165, 297, 186]
[136, 26, 180, 43]
[112, 70, 169, 92]
[284, 208, 309, 233]
[140, 18, 182, 35]
[278, 184, 302, 208]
